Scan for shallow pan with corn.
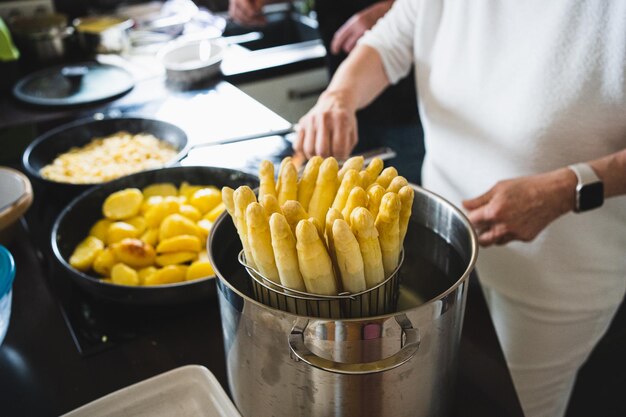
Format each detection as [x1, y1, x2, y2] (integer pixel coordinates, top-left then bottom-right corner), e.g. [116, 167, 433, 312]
[51, 166, 257, 305]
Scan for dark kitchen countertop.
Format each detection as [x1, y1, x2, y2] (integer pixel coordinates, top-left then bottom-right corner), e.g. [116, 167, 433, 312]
[0, 80, 523, 416]
[0, 40, 326, 131]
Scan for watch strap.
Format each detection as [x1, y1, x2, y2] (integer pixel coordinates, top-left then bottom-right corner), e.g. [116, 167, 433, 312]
[568, 163, 601, 185]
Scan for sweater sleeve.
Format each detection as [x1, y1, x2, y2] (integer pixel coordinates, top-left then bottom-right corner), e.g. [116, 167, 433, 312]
[359, 0, 419, 84]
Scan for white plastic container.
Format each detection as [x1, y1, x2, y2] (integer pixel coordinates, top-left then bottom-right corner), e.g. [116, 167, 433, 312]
[62, 365, 241, 417]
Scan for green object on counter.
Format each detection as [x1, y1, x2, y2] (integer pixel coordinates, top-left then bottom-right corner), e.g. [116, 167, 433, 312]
[0, 17, 20, 61]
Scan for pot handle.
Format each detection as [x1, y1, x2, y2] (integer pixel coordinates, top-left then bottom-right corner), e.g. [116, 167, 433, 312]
[288, 315, 420, 375]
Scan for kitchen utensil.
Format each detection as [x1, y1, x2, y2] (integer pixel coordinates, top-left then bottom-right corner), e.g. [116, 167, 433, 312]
[62, 365, 241, 417]
[241, 249, 403, 318]
[0, 244, 15, 346]
[22, 116, 189, 203]
[13, 62, 134, 107]
[51, 166, 257, 306]
[8, 13, 73, 64]
[157, 38, 223, 85]
[0, 167, 33, 245]
[74, 16, 133, 55]
[209, 184, 478, 417]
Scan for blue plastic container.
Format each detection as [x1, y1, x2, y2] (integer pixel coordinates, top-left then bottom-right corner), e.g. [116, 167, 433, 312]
[0, 245, 15, 345]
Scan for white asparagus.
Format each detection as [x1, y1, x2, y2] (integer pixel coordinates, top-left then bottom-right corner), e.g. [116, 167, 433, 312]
[297, 156, 323, 211]
[269, 213, 306, 291]
[366, 184, 385, 220]
[387, 175, 409, 193]
[337, 155, 364, 182]
[246, 202, 280, 283]
[332, 219, 367, 293]
[308, 157, 339, 226]
[375, 167, 398, 189]
[258, 160, 277, 200]
[277, 160, 298, 205]
[398, 185, 414, 246]
[296, 219, 337, 295]
[375, 192, 401, 277]
[350, 207, 385, 288]
[332, 169, 359, 212]
[233, 186, 257, 269]
[341, 186, 367, 225]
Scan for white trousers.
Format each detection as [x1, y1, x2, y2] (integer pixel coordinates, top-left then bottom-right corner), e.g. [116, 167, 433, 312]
[482, 285, 620, 417]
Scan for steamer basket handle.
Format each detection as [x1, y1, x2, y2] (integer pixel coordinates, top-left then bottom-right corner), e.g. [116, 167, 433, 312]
[288, 315, 420, 375]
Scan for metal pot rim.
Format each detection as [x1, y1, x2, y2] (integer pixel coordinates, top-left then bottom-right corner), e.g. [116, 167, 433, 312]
[209, 184, 479, 321]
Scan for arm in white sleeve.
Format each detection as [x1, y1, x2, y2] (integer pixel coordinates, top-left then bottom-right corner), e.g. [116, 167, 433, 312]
[359, 0, 420, 84]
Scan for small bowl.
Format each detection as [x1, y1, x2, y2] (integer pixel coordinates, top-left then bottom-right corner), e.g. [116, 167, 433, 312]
[0, 168, 33, 245]
[157, 39, 223, 85]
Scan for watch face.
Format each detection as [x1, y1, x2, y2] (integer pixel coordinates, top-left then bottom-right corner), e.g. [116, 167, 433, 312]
[580, 182, 604, 211]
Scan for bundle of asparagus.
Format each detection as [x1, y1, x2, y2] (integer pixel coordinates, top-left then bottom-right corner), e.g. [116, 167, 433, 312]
[222, 156, 413, 296]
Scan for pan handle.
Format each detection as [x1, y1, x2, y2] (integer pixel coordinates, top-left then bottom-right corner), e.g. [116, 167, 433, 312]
[186, 125, 296, 152]
[288, 315, 420, 375]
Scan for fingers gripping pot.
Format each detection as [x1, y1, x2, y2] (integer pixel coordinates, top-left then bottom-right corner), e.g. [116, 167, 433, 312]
[209, 185, 478, 417]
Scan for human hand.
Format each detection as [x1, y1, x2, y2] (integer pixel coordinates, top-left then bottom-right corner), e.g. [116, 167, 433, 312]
[331, 1, 394, 55]
[229, 0, 267, 26]
[462, 169, 577, 247]
[293, 90, 358, 160]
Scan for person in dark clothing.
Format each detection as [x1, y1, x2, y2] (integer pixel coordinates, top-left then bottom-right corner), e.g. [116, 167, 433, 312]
[229, 0, 425, 184]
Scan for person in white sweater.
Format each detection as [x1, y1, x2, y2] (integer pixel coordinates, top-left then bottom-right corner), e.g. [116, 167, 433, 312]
[294, 1, 626, 416]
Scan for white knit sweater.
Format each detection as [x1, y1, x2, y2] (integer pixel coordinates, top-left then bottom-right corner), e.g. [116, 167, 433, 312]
[361, 0, 626, 310]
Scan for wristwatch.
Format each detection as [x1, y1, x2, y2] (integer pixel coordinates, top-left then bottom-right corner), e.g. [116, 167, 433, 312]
[567, 163, 604, 212]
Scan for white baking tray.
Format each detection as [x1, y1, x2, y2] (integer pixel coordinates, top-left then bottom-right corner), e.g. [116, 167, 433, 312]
[62, 365, 241, 417]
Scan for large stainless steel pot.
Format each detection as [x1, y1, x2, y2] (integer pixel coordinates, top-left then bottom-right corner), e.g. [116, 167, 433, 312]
[209, 185, 478, 417]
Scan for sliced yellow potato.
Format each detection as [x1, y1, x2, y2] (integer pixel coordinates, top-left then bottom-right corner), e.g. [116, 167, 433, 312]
[111, 238, 157, 268]
[111, 263, 140, 286]
[203, 202, 226, 222]
[189, 187, 221, 214]
[89, 219, 112, 243]
[179, 204, 202, 222]
[126, 216, 147, 235]
[156, 235, 202, 253]
[197, 219, 213, 240]
[186, 260, 214, 281]
[142, 183, 178, 198]
[145, 265, 187, 285]
[107, 221, 139, 244]
[102, 188, 143, 220]
[140, 228, 159, 246]
[159, 213, 200, 241]
[179, 182, 206, 200]
[144, 199, 180, 228]
[155, 251, 198, 266]
[92, 247, 116, 276]
[137, 266, 158, 285]
[69, 236, 104, 272]
[141, 195, 164, 214]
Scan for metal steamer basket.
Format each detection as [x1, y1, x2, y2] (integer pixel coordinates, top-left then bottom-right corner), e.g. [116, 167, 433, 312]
[209, 185, 478, 417]
[238, 249, 404, 318]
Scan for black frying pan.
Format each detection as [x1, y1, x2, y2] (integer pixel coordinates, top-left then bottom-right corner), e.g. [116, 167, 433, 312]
[51, 165, 258, 305]
[22, 115, 294, 205]
[22, 116, 190, 203]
